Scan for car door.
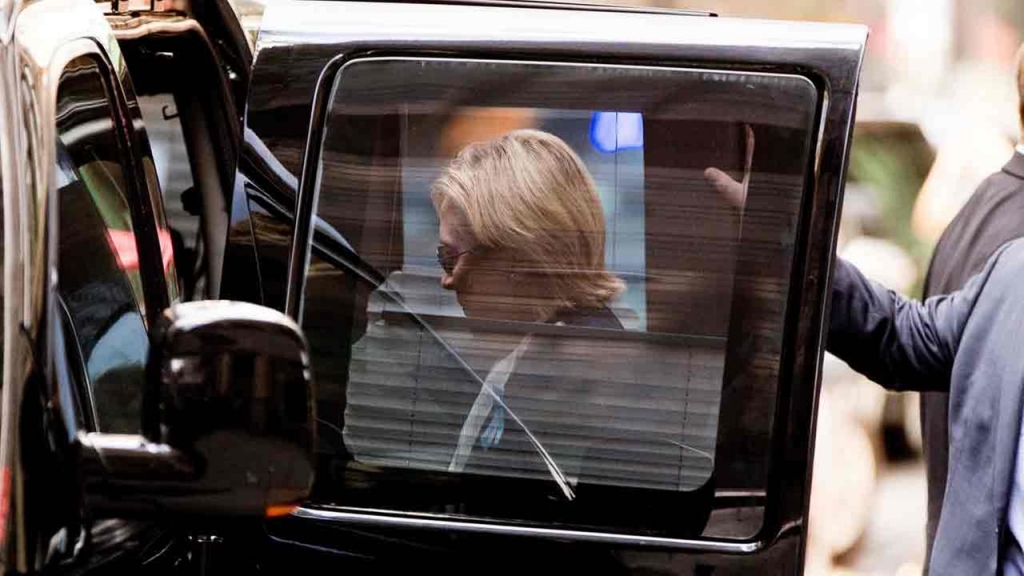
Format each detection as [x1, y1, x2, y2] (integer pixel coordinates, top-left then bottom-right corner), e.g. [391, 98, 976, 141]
[0, 0, 188, 572]
[230, 3, 867, 574]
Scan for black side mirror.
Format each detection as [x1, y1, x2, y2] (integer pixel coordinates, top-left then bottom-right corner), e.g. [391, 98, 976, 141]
[78, 301, 315, 518]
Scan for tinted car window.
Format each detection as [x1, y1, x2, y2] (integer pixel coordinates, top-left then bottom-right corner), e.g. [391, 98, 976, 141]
[54, 56, 149, 434]
[303, 58, 818, 536]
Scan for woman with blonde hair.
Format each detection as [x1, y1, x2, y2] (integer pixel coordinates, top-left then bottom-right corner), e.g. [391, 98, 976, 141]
[430, 129, 628, 483]
[432, 129, 625, 325]
[344, 129, 633, 496]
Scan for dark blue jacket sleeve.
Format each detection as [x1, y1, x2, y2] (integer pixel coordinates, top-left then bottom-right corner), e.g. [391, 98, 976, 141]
[826, 252, 1000, 392]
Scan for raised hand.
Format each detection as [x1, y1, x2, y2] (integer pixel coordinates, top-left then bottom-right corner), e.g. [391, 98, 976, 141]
[704, 124, 755, 210]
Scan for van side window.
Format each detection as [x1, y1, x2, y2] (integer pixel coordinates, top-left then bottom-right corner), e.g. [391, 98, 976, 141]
[302, 58, 818, 537]
[54, 56, 149, 434]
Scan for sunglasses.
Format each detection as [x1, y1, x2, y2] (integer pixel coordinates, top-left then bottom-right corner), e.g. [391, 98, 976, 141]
[436, 244, 473, 275]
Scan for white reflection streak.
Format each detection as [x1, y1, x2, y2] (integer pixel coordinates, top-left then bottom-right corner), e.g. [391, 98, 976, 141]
[663, 439, 714, 464]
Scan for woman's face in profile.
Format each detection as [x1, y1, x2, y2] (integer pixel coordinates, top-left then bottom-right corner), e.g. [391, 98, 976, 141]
[438, 204, 536, 322]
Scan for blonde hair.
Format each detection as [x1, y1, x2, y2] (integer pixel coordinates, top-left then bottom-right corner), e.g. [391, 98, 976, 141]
[431, 129, 625, 309]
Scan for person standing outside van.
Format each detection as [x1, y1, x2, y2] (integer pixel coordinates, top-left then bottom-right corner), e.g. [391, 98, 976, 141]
[919, 43, 1024, 574]
[706, 119, 1024, 574]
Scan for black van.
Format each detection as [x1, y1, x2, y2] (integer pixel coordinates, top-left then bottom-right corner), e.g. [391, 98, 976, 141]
[0, 0, 866, 573]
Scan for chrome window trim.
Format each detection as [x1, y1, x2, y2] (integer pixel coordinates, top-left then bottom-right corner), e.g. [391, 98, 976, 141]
[257, 1, 867, 61]
[293, 506, 764, 553]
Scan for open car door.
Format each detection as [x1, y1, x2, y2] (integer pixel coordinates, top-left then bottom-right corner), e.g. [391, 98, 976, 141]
[233, 3, 867, 573]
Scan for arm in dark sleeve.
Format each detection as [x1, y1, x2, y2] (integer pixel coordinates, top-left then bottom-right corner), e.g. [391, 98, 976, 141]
[826, 254, 997, 392]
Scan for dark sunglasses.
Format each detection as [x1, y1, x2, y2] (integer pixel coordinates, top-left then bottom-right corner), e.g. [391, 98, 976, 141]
[436, 245, 473, 274]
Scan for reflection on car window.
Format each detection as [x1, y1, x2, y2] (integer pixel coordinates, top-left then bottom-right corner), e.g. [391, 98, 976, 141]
[55, 57, 149, 434]
[304, 58, 818, 535]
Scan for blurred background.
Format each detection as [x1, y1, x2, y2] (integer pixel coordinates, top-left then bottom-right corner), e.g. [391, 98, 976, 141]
[230, 0, 1024, 573]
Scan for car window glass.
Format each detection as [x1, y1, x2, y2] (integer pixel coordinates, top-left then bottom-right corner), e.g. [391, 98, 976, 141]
[304, 58, 818, 537]
[54, 56, 149, 434]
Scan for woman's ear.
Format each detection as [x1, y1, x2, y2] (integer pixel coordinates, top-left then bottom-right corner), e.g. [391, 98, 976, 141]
[441, 271, 457, 290]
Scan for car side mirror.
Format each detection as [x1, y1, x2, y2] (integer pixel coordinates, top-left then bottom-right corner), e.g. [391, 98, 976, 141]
[78, 301, 315, 518]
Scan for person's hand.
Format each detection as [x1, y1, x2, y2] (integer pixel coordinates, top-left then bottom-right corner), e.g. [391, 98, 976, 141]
[704, 124, 755, 209]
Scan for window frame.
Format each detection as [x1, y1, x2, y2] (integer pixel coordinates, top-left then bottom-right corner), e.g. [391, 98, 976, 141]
[286, 51, 829, 549]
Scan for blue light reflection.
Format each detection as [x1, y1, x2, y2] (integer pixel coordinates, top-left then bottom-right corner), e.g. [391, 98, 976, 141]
[590, 112, 644, 153]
